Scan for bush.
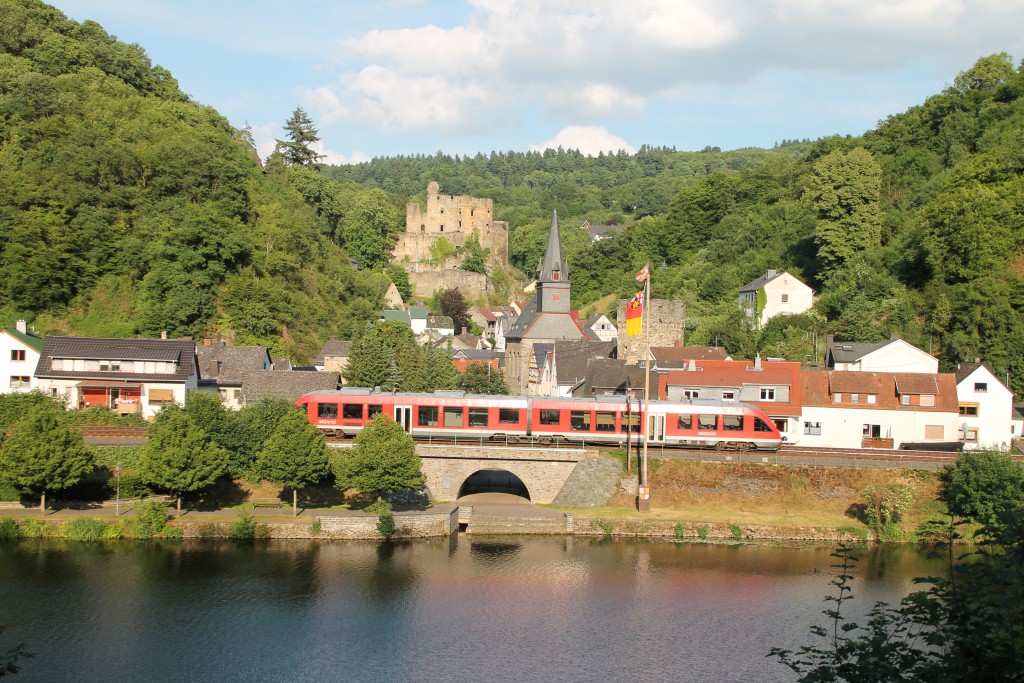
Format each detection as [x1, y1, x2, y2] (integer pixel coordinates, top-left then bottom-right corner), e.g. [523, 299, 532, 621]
[131, 501, 170, 538]
[697, 526, 709, 541]
[730, 524, 743, 541]
[377, 511, 396, 539]
[18, 518, 52, 538]
[228, 513, 267, 540]
[0, 518, 19, 539]
[674, 523, 685, 540]
[940, 450, 1024, 528]
[310, 518, 322, 536]
[61, 517, 109, 541]
[861, 483, 914, 530]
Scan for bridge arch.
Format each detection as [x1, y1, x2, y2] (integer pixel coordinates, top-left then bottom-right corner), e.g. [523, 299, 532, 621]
[457, 469, 531, 500]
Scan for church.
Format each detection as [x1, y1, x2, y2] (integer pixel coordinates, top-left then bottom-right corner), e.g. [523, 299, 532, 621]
[502, 211, 588, 394]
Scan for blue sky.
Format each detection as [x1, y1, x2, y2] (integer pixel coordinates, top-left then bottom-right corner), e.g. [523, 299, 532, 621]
[52, 0, 1024, 165]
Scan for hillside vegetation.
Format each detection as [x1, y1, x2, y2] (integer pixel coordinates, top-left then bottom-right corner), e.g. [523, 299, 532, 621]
[1, 1, 1021, 387]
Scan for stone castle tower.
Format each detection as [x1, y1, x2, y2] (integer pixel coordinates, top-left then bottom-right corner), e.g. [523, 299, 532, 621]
[391, 182, 509, 298]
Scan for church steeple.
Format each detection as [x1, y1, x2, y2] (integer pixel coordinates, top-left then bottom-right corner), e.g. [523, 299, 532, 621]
[538, 210, 567, 282]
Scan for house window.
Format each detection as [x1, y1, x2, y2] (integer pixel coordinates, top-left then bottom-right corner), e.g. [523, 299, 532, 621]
[781, 294, 789, 303]
[758, 388, 775, 401]
[9, 376, 30, 389]
[683, 390, 700, 400]
[867, 394, 877, 404]
[804, 421, 822, 435]
[10, 350, 25, 361]
[851, 393, 859, 403]
[962, 427, 979, 442]
[99, 360, 121, 372]
[959, 404, 980, 417]
[863, 424, 881, 438]
[722, 391, 735, 401]
[834, 393, 842, 403]
[317, 403, 338, 419]
[920, 395, 935, 407]
[924, 425, 944, 440]
[342, 404, 363, 420]
[901, 395, 911, 406]
[974, 382, 988, 392]
[468, 408, 489, 428]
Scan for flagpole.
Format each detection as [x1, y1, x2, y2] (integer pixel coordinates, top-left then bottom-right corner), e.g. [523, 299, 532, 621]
[641, 273, 651, 491]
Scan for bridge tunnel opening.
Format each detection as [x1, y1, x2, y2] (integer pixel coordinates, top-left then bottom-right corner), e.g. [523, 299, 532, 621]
[457, 469, 531, 502]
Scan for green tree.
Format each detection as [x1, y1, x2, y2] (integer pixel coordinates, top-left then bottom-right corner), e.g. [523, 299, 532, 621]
[439, 288, 470, 333]
[338, 189, 400, 270]
[275, 106, 324, 167]
[0, 401, 95, 512]
[183, 391, 256, 478]
[458, 362, 510, 394]
[235, 397, 295, 460]
[254, 409, 329, 516]
[330, 413, 423, 495]
[805, 147, 883, 272]
[939, 450, 1024, 529]
[385, 263, 412, 303]
[137, 407, 226, 515]
[422, 346, 458, 391]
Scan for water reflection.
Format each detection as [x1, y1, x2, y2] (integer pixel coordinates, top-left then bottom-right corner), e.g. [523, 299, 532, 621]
[0, 537, 947, 683]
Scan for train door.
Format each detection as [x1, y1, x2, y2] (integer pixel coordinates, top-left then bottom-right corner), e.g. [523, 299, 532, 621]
[394, 405, 412, 434]
[647, 413, 666, 444]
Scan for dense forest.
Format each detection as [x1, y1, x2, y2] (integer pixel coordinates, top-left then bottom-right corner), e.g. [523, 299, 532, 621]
[1, 1, 1022, 392]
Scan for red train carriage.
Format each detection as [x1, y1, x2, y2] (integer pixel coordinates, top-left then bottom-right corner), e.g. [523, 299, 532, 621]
[297, 389, 782, 451]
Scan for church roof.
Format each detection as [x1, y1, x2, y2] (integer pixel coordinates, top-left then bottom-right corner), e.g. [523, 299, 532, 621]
[538, 210, 567, 282]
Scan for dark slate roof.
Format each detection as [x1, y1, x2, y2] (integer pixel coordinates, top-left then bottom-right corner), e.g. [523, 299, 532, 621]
[827, 339, 893, 364]
[240, 370, 340, 404]
[954, 361, 985, 384]
[452, 349, 500, 361]
[738, 269, 783, 293]
[584, 223, 621, 239]
[538, 210, 567, 282]
[34, 336, 197, 383]
[504, 295, 587, 342]
[586, 359, 647, 395]
[1, 327, 44, 353]
[196, 345, 270, 384]
[533, 343, 553, 371]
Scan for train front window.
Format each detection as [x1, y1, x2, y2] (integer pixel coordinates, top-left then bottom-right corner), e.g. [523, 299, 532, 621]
[317, 403, 338, 419]
[443, 407, 464, 427]
[499, 408, 520, 424]
[342, 404, 363, 420]
[754, 418, 773, 433]
[723, 415, 743, 431]
[698, 414, 717, 430]
[368, 404, 383, 418]
[570, 411, 591, 431]
[595, 412, 616, 432]
[469, 408, 489, 427]
[418, 406, 439, 427]
[677, 414, 692, 430]
[539, 409, 560, 425]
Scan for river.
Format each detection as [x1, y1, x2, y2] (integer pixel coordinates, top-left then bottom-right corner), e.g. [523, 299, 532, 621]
[0, 537, 945, 682]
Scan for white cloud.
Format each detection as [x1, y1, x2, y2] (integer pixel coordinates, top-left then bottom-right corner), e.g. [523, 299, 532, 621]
[530, 126, 636, 156]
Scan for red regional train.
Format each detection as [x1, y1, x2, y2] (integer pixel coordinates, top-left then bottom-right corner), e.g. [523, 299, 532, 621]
[296, 388, 783, 451]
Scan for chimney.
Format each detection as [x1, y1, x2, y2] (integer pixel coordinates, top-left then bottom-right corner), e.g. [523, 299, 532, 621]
[203, 338, 213, 346]
[160, 331, 167, 340]
[687, 359, 696, 372]
[754, 353, 762, 371]
[15, 319, 27, 334]
[675, 340, 683, 348]
[826, 334, 834, 349]
[890, 333, 900, 340]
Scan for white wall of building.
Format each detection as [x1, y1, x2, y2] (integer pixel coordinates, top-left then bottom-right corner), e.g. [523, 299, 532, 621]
[0, 330, 40, 394]
[761, 274, 814, 327]
[835, 340, 939, 374]
[800, 406, 959, 449]
[957, 366, 1015, 451]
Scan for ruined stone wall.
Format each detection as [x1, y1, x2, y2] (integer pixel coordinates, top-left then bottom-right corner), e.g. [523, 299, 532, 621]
[409, 269, 488, 300]
[617, 298, 687, 364]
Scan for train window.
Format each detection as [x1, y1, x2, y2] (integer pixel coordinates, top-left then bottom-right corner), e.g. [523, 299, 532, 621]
[621, 413, 640, 432]
[443, 407, 464, 427]
[677, 414, 692, 430]
[368, 404, 383, 418]
[343, 404, 363, 420]
[595, 412, 616, 432]
[317, 403, 338, 419]
[570, 411, 591, 431]
[469, 408, 489, 427]
[499, 408, 520, 424]
[754, 418, 773, 432]
[539, 409, 560, 425]
[723, 415, 743, 431]
[698, 414, 717, 430]
[418, 406, 439, 427]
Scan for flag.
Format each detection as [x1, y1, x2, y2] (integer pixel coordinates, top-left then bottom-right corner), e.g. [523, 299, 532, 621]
[635, 263, 650, 283]
[625, 290, 644, 336]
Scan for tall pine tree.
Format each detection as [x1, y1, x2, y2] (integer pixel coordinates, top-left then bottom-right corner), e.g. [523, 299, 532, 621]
[276, 106, 325, 167]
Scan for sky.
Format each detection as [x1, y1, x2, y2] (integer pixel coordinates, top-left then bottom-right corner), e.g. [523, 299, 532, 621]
[51, 0, 1024, 165]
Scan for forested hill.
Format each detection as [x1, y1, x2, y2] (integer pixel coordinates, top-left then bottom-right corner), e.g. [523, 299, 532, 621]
[0, 0, 393, 361]
[1, 0, 1022, 389]
[328, 56, 1024, 393]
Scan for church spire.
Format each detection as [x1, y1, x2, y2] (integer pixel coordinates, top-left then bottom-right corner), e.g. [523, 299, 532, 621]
[538, 210, 567, 282]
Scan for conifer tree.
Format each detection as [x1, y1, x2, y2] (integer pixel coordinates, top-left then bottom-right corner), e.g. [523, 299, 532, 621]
[276, 106, 325, 167]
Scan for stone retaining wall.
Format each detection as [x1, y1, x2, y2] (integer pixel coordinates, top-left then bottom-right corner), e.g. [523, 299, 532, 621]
[317, 508, 459, 540]
[575, 518, 869, 543]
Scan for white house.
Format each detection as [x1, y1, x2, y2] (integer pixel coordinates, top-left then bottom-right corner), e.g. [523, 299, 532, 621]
[1, 320, 44, 394]
[33, 336, 198, 419]
[737, 270, 814, 328]
[582, 313, 618, 343]
[826, 335, 939, 374]
[955, 362, 1016, 451]
[800, 370, 960, 450]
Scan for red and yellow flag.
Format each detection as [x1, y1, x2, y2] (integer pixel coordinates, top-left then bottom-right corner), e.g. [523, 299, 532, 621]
[635, 263, 650, 283]
[625, 290, 644, 336]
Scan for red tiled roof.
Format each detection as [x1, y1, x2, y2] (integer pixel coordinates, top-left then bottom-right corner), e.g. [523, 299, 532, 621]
[659, 359, 803, 417]
[803, 370, 958, 412]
